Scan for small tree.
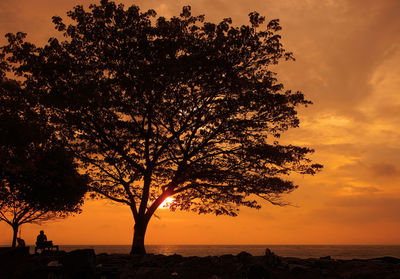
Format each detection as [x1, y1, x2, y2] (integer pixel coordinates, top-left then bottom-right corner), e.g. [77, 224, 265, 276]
[0, 62, 88, 247]
[2, 1, 322, 254]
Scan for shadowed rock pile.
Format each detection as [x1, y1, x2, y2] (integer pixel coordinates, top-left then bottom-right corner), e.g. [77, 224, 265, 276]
[1, 247, 400, 278]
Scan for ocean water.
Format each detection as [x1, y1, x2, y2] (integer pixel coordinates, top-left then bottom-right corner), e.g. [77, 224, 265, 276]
[36, 245, 400, 260]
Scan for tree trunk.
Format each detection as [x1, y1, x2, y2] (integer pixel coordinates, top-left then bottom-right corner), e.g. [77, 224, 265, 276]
[11, 224, 19, 248]
[130, 217, 148, 255]
[129, 192, 170, 255]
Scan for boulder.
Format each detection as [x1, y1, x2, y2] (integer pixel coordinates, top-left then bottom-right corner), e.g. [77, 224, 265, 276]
[62, 249, 96, 279]
[370, 256, 400, 264]
[0, 247, 30, 258]
[288, 264, 308, 275]
[236, 251, 253, 264]
[264, 248, 281, 267]
[0, 247, 30, 278]
[247, 263, 269, 279]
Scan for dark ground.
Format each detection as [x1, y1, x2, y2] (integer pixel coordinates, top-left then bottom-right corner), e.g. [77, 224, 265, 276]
[1, 247, 400, 278]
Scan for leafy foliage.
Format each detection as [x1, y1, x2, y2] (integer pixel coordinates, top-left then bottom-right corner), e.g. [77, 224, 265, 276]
[0, 57, 88, 246]
[1, 0, 322, 252]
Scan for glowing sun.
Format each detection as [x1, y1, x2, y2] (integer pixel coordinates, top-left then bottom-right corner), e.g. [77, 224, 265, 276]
[159, 197, 174, 209]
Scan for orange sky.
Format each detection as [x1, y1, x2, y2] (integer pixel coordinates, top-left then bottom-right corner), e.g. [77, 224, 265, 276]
[1, 0, 400, 246]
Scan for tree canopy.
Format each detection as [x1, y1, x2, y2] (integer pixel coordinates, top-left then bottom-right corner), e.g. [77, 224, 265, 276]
[1, 0, 322, 254]
[0, 57, 88, 247]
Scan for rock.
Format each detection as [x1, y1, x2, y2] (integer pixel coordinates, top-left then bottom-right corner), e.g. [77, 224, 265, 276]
[237, 251, 253, 264]
[138, 253, 158, 265]
[320, 256, 332, 260]
[0, 247, 30, 258]
[133, 266, 170, 278]
[3, 248, 400, 279]
[264, 248, 281, 267]
[62, 249, 96, 279]
[288, 264, 308, 275]
[371, 256, 400, 264]
[165, 253, 184, 265]
[47, 260, 62, 267]
[0, 247, 31, 279]
[248, 263, 269, 279]
[220, 254, 235, 260]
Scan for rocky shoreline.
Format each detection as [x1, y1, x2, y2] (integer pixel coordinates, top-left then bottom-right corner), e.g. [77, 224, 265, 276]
[1, 247, 400, 278]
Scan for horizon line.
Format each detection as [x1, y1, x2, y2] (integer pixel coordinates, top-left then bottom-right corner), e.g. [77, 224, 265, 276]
[2, 243, 400, 246]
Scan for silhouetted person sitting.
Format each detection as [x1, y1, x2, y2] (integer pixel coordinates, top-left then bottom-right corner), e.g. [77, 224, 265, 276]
[35, 230, 59, 253]
[16, 237, 26, 247]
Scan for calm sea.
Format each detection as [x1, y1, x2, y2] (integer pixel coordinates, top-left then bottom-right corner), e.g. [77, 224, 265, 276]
[30, 245, 400, 260]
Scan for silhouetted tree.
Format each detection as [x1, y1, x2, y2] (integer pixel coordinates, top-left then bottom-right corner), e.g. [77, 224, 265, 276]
[0, 59, 88, 247]
[2, 1, 322, 254]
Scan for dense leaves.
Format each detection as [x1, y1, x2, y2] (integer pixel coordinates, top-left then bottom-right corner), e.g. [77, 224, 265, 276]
[0, 60, 88, 247]
[1, 0, 322, 253]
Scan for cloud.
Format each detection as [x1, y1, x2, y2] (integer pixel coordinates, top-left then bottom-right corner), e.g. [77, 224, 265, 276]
[335, 159, 400, 181]
[1, 0, 400, 245]
[273, 0, 400, 121]
[371, 163, 399, 177]
[311, 194, 400, 224]
[339, 185, 380, 194]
